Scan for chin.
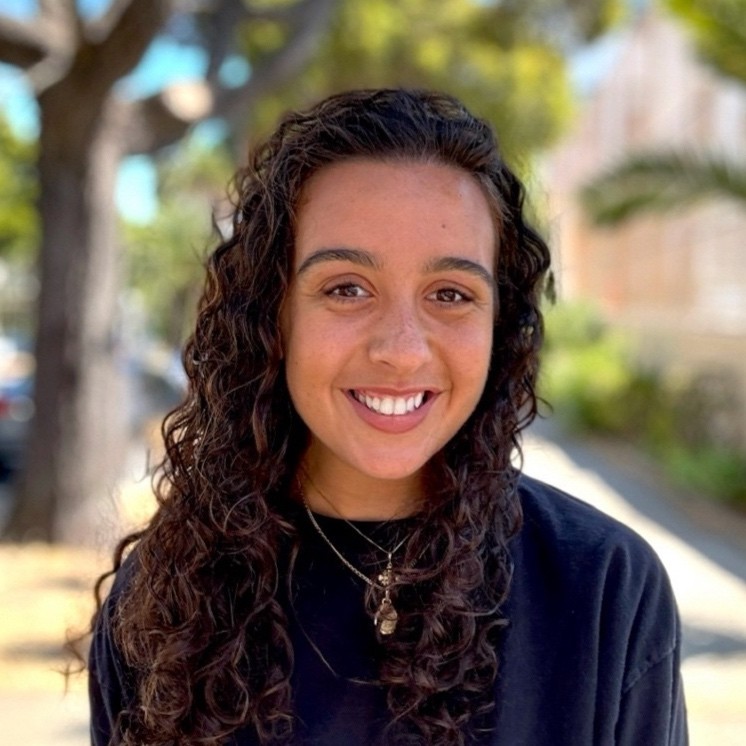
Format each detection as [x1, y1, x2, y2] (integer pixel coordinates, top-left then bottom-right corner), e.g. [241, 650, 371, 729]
[350, 454, 431, 482]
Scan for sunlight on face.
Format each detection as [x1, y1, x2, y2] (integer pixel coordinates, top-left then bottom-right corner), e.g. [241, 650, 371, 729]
[282, 159, 497, 515]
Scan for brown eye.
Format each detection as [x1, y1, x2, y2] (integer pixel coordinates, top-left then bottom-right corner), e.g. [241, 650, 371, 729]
[326, 283, 370, 299]
[429, 288, 472, 304]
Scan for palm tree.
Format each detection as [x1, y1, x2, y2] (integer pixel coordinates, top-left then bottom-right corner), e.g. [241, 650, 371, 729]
[581, 150, 746, 224]
[581, 0, 746, 226]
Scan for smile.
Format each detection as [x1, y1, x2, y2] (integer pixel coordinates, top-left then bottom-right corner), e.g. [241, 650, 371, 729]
[351, 390, 429, 416]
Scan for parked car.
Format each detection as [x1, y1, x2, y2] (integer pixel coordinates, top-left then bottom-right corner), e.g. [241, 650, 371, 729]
[0, 340, 34, 480]
[0, 338, 186, 481]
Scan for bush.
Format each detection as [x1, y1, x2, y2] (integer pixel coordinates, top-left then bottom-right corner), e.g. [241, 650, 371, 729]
[540, 302, 746, 508]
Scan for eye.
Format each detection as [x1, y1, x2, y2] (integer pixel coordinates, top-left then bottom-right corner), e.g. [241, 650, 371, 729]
[428, 287, 473, 304]
[325, 282, 371, 300]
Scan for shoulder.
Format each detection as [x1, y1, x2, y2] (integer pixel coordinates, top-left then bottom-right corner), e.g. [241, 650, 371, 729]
[90, 550, 140, 694]
[99, 547, 140, 622]
[511, 474, 681, 684]
[496, 479, 686, 742]
[89, 549, 140, 744]
[513, 473, 680, 639]
[515, 473, 665, 578]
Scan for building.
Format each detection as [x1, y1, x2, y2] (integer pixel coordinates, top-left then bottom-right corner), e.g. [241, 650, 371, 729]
[545, 9, 746, 446]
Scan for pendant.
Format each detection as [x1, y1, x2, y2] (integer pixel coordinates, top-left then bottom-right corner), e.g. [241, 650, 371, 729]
[374, 555, 398, 635]
[378, 564, 394, 588]
[374, 592, 398, 635]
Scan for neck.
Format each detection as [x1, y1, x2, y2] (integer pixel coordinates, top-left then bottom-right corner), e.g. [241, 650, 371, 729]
[297, 462, 424, 521]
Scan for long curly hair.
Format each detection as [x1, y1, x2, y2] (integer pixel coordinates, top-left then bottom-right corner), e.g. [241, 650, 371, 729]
[94, 89, 551, 745]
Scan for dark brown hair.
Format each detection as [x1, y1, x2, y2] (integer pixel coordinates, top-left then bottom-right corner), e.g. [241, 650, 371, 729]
[94, 88, 551, 745]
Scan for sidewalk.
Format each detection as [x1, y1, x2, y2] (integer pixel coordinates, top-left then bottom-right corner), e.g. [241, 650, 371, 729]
[2, 432, 745, 744]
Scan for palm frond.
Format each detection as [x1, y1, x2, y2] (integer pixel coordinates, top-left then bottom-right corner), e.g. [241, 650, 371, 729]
[580, 150, 746, 226]
[666, 0, 746, 86]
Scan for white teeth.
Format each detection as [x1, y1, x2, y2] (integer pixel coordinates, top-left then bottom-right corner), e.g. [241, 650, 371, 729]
[353, 391, 428, 416]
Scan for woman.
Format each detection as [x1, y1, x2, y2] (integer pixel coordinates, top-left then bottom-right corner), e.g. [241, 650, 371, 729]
[89, 89, 687, 745]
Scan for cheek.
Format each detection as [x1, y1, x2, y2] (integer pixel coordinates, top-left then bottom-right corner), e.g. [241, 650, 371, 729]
[453, 324, 493, 398]
[453, 321, 493, 362]
[283, 349, 316, 430]
[282, 322, 340, 404]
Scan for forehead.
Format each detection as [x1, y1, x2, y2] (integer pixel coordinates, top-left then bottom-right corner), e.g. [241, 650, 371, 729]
[293, 158, 498, 270]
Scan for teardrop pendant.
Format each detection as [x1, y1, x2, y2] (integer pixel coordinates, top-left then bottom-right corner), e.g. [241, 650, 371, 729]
[374, 592, 398, 635]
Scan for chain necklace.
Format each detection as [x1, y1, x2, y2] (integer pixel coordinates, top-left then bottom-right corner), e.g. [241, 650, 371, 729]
[341, 514, 409, 557]
[299, 485, 411, 636]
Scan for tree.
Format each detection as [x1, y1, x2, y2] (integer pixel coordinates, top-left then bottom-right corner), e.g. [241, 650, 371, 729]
[581, 150, 746, 224]
[0, 0, 617, 542]
[124, 140, 233, 347]
[0, 0, 340, 542]
[581, 0, 746, 225]
[242, 0, 625, 160]
[667, 0, 746, 84]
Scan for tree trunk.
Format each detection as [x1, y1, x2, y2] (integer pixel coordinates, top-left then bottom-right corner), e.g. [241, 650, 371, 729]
[4, 93, 127, 543]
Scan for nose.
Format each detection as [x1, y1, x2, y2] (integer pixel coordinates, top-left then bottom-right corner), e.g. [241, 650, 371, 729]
[368, 301, 432, 372]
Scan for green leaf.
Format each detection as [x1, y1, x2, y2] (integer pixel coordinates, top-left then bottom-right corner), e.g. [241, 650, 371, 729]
[581, 150, 746, 225]
[666, 0, 746, 85]
[0, 114, 38, 263]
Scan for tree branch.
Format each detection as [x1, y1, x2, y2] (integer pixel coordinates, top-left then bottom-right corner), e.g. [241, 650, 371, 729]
[73, 0, 173, 98]
[125, 0, 339, 155]
[23, 1, 85, 93]
[216, 0, 339, 132]
[124, 84, 212, 154]
[202, 0, 254, 84]
[39, 0, 79, 31]
[0, 13, 49, 68]
[197, 0, 326, 86]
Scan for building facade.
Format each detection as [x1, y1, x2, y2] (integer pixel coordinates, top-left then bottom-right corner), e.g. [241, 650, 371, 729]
[545, 9, 746, 445]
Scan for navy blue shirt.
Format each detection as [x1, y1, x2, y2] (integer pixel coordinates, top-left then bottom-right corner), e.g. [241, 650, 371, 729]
[89, 476, 687, 744]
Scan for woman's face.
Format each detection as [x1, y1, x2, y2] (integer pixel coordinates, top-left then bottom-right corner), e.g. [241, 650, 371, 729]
[281, 158, 497, 504]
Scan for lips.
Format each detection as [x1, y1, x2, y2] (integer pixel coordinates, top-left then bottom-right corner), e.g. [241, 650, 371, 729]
[350, 390, 430, 416]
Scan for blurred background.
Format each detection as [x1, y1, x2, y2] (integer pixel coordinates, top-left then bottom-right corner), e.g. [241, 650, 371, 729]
[0, 0, 744, 743]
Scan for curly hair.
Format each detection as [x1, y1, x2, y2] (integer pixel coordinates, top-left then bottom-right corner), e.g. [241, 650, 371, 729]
[94, 89, 551, 745]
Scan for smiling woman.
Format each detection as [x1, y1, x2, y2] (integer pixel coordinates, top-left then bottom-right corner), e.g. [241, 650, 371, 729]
[282, 159, 496, 511]
[86, 89, 687, 746]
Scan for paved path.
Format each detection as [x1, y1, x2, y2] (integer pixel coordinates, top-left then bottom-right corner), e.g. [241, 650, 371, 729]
[2, 432, 745, 744]
[0, 690, 89, 745]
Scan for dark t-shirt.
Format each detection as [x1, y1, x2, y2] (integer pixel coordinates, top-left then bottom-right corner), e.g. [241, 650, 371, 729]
[89, 475, 688, 745]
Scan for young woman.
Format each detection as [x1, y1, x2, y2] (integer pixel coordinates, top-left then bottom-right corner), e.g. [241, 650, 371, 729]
[89, 89, 687, 745]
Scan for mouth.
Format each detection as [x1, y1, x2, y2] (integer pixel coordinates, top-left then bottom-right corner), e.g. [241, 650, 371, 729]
[350, 390, 432, 416]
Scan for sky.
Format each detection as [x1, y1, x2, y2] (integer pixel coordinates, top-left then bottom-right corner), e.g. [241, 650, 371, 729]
[0, 0, 624, 223]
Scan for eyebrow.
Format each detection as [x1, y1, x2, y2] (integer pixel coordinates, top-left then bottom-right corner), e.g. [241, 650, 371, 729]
[297, 248, 381, 275]
[423, 256, 495, 291]
[296, 247, 495, 292]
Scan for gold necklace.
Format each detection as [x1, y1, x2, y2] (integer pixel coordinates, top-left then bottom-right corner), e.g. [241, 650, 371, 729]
[300, 496, 409, 636]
